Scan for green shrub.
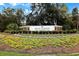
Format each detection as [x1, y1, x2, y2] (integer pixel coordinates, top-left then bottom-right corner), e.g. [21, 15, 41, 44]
[6, 23, 19, 31]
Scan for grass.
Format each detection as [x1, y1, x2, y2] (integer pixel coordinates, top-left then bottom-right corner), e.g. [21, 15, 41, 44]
[0, 51, 32, 56]
[0, 51, 79, 56]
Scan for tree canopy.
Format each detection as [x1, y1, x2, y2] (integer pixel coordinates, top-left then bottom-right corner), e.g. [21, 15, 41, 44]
[0, 3, 78, 31]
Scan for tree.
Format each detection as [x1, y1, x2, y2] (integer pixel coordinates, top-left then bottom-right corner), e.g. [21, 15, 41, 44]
[26, 3, 68, 26]
[72, 7, 79, 30]
[16, 9, 25, 25]
[3, 8, 15, 16]
[0, 6, 27, 32]
[1, 8, 18, 30]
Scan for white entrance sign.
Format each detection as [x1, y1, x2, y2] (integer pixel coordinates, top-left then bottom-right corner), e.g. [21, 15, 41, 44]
[29, 26, 55, 31]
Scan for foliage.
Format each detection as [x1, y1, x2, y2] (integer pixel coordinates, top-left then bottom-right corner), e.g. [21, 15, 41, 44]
[0, 8, 24, 31]
[26, 3, 68, 26]
[72, 7, 79, 29]
[6, 23, 19, 31]
[0, 33, 79, 49]
[0, 3, 78, 31]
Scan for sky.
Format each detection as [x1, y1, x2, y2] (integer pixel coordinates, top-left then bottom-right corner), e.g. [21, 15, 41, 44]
[0, 3, 32, 15]
[66, 3, 79, 13]
[0, 3, 79, 14]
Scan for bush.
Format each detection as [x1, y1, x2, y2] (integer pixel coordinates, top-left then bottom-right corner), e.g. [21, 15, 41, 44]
[6, 23, 19, 31]
[5, 23, 19, 33]
[63, 29, 77, 34]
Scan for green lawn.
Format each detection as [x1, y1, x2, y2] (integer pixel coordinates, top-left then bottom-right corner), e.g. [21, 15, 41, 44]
[0, 51, 32, 56]
[0, 51, 79, 56]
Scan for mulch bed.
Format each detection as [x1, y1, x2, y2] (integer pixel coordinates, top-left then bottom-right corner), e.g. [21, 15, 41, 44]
[22, 45, 79, 54]
[0, 44, 79, 54]
[0, 44, 16, 52]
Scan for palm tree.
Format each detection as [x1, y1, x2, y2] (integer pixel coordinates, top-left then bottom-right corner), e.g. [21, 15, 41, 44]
[3, 8, 15, 16]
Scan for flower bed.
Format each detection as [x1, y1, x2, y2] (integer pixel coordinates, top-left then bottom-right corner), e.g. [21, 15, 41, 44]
[0, 33, 79, 55]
